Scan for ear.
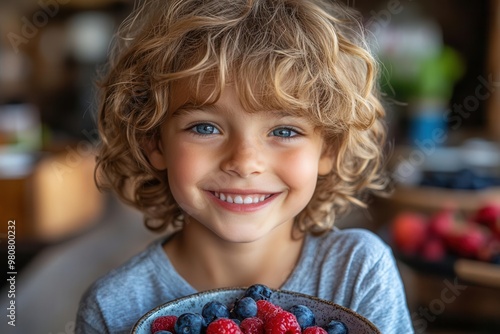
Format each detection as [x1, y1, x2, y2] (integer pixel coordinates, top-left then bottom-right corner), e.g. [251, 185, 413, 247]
[144, 136, 168, 170]
[318, 144, 335, 176]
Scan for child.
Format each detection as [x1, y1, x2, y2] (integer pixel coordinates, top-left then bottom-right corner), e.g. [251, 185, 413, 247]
[76, 0, 413, 332]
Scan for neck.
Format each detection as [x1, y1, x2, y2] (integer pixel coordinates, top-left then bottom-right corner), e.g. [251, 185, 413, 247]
[163, 218, 305, 291]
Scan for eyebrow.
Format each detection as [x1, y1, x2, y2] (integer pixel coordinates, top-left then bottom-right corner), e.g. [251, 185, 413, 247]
[170, 103, 217, 118]
[171, 103, 305, 120]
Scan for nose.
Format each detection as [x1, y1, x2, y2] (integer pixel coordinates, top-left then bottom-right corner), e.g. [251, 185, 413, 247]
[220, 136, 266, 178]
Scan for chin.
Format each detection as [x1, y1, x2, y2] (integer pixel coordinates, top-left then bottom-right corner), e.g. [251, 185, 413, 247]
[213, 227, 269, 244]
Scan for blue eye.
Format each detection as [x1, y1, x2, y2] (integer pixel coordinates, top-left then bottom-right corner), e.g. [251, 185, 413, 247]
[271, 127, 298, 138]
[192, 123, 220, 135]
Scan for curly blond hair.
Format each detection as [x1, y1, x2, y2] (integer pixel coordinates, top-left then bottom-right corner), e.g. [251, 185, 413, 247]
[95, 0, 390, 233]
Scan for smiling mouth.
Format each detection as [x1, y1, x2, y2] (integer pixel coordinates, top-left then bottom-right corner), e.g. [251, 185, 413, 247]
[211, 192, 273, 204]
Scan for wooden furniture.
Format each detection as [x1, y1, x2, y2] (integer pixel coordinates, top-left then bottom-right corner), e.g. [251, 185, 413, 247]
[0, 176, 33, 240]
[487, 0, 500, 140]
[0, 150, 105, 242]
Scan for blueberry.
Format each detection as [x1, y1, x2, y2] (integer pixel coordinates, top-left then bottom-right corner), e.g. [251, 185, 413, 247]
[154, 331, 173, 334]
[451, 169, 475, 190]
[471, 176, 490, 190]
[244, 284, 273, 301]
[202, 301, 230, 325]
[324, 320, 348, 334]
[174, 313, 205, 334]
[288, 305, 315, 329]
[233, 296, 258, 320]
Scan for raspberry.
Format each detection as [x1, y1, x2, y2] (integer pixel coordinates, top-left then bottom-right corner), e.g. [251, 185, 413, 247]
[256, 300, 282, 322]
[302, 326, 328, 334]
[151, 315, 177, 333]
[206, 318, 243, 334]
[264, 311, 301, 334]
[240, 317, 264, 334]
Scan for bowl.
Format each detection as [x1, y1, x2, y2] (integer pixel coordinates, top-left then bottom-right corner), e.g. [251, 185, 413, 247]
[131, 288, 380, 334]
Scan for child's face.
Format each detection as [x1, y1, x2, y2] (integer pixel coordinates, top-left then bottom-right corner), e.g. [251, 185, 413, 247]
[148, 82, 334, 243]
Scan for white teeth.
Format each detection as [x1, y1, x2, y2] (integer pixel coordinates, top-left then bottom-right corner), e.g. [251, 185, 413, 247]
[213, 192, 272, 204]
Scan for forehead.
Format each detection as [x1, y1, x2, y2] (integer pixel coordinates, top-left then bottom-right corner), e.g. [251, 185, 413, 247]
[169, 82, 244, 119]
[168, 78, 200, 114]
[167, 77, 307, 119]
[166, 78, 245, 116]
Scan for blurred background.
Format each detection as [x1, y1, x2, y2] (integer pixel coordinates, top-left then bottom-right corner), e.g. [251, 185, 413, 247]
[0, 0, 499, 333]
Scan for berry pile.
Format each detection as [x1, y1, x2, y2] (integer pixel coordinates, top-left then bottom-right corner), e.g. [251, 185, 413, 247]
[420, 168, 500, 190]
[391, 202, 500, 263]
[150, 284, 348, 334]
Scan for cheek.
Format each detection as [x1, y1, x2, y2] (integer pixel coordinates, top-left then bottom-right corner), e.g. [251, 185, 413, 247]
[167, 146, 207, 214]
[180, 161, 203, 181]
[165, 139, 215, 173]
[164, 143, 210, 204]
[166, 144, 198, 182]
[276, 148, 320, 189]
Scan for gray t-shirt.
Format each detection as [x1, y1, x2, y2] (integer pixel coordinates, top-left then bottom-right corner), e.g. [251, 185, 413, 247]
[76, 228, 414, 333]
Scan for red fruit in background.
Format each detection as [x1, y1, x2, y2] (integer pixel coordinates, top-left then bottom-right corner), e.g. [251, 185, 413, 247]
[429, 209, 456, 239]
[391, 212, 428, 255]
[474, 202, 500, 227]
[492, 220, 500, 240]
[473, 203, 500, 240]
[420, 237, 446, 262]
[477, 238, 500, 262]
[446, 223, 489, 259]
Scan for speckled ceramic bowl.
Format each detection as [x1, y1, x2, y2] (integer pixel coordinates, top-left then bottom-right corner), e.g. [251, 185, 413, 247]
[131, 288, 380, 334]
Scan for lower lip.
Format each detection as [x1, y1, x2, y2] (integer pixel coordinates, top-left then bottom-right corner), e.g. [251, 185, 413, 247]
[207, 192, 278, 213]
